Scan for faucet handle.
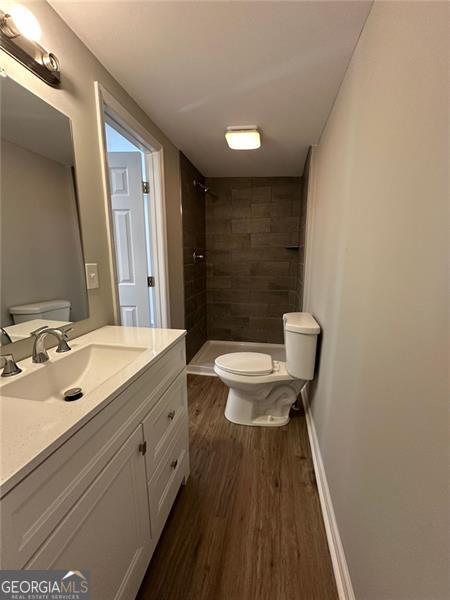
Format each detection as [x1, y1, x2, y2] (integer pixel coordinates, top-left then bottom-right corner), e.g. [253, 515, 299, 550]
[30, 325, 49, 337]
[62, 327, 73, 339]
[56, 327, 73, 353]
[0, 353, 22, 377]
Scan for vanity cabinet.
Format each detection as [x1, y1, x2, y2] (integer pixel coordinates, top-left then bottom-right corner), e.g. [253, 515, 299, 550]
[26, 426, 151, 600]
[0, 336, 189, 600]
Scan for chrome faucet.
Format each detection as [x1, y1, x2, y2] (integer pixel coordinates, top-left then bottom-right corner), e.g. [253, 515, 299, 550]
[31, 326, 73, 363]
[0, 354, 22, 377]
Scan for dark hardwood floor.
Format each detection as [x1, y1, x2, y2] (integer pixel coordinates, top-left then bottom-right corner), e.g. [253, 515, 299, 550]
[137, 375, 338, 600]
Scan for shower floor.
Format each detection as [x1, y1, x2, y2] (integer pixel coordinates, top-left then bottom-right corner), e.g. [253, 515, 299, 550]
[187, 339, 286, 376]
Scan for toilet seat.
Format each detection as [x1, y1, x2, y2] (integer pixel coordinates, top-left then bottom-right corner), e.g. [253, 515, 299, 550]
[214, 357, 293, 385]
[215, 352, 273, 376]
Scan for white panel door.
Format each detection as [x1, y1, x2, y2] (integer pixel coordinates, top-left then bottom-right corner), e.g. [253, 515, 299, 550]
[108, 151, 150, 327]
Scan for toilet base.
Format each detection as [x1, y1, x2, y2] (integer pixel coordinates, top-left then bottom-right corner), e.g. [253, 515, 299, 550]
[224, 383, 301, 428]
[224, 410, 290, 427]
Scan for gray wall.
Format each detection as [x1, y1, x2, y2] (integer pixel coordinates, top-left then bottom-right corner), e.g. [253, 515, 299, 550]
[304, 2, 448, 598]
[180, 153, 207, 361]
[1, 0, 184, 360]
[1, 139, 87, 326]
[205, 177, 302, 344]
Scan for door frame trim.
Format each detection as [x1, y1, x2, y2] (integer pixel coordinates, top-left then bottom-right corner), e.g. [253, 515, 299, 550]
[94, 81, 170, 328]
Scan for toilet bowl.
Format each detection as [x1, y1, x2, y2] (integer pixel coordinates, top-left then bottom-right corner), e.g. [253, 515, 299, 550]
[214, 313, 320, 427]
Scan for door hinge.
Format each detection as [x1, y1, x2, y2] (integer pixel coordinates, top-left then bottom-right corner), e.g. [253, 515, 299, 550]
[142, 181, 150, 194]
[139, 441, 147, 455]
[147, 276, 155, 287]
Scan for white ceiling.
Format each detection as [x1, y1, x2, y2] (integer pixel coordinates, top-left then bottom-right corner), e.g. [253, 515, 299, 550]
[50, 1, 372, 176]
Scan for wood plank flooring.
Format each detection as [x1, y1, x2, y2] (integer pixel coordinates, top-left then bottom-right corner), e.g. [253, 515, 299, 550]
[137, 375, 338, 600]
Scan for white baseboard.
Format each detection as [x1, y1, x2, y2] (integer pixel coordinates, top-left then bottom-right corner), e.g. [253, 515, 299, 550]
[301, 386, 355, 600]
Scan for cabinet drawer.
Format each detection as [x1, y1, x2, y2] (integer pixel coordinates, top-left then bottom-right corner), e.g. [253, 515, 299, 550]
[1, 339, 185, 569]
[143, 371, 187, 478]
[148, 422, 189, 542]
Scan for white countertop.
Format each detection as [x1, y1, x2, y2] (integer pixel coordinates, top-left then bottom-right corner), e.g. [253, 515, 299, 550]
[0, 326, 185, 498]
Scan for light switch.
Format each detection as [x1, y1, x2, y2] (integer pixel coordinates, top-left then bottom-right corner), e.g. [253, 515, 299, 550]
[85, 263, 99, 290]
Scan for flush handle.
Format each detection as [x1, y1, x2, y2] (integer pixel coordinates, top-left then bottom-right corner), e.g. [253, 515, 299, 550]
[168, 410, 175, 421]
[170, 459, 178, 470]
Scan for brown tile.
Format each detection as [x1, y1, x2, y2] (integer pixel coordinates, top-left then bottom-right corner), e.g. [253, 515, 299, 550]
[206, 218, 231, 234]
[207, 233, 251, 250]
[251, 203, 272, 217]
[205, 249, 232, 263]
[251, 186, 271, 203]
[231, 276, 253, 290]
[204, 175, 306, 344]
[208, 276, 232, 289]
[249, 316, 283, 332]
[271, 199, 295, 217]
[268, 276, 296, 291]
[250, 261, 291, 276]
[230, 178, 252, 189]
[249, 290, 290, 304]
[270, 216, 299, 233]
[272, 183, 300, 202]
[207, 303, 231, 318]
[251, 232, 298, 248]
[208, 327, 232, 340]
[231, 303, 269, 317]
[214, 262, 250, 276]
[208, 289, 251, 304]
[232, 247, 294, 262]
[208, 202, 232, 219]
[232, 218, 270, 234]
[231, 202, 252, 219]
[268, 303, 294, 317]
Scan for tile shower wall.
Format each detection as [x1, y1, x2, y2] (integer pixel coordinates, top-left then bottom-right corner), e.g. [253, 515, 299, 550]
[205, 177, 302, 343]
[180, 153, 207, 361]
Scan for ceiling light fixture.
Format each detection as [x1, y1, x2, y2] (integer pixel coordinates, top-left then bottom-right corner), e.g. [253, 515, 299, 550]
[0, 4, 60, 87]
[225, 126, 261, 150]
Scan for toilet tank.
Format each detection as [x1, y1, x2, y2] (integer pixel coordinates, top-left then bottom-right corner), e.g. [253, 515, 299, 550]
[9, 299, 71, 324]
[283, 312, 320, 380]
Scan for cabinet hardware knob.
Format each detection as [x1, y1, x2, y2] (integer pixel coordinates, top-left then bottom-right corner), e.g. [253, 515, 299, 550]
[167, 410, 175, 420]
[139, 441, 147, 455]
[170, 459, 178, 470]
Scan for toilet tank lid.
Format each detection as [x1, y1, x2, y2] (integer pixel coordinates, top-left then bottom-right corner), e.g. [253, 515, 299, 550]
[9, 299, 71, 315]
[283, 312, 320, 335]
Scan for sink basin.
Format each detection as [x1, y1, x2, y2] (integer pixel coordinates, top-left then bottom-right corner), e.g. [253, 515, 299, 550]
[1, 344, 147, 403]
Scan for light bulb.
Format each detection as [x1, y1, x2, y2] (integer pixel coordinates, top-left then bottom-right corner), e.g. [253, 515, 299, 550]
[9, 4, 42, 42]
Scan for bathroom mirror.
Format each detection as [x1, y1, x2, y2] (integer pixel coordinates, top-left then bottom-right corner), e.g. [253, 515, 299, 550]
[0, 76, 89, 346]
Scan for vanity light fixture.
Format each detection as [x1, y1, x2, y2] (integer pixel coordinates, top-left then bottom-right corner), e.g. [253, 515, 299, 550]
[225, 126, 261, 150]
[0, 3, 60, 87]
[4, 4, 42, 41]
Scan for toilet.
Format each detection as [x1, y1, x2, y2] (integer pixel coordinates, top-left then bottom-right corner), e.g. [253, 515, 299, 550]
[214, 312, 320, 427]
[9, 299, 71, 324]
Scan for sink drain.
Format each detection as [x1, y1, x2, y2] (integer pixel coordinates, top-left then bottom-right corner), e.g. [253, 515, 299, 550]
[64, 387, 83, 401]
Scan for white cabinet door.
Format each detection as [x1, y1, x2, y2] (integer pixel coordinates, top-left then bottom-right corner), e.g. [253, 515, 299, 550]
[108, 151, 151, 327]
[26, 426, 153, 600]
